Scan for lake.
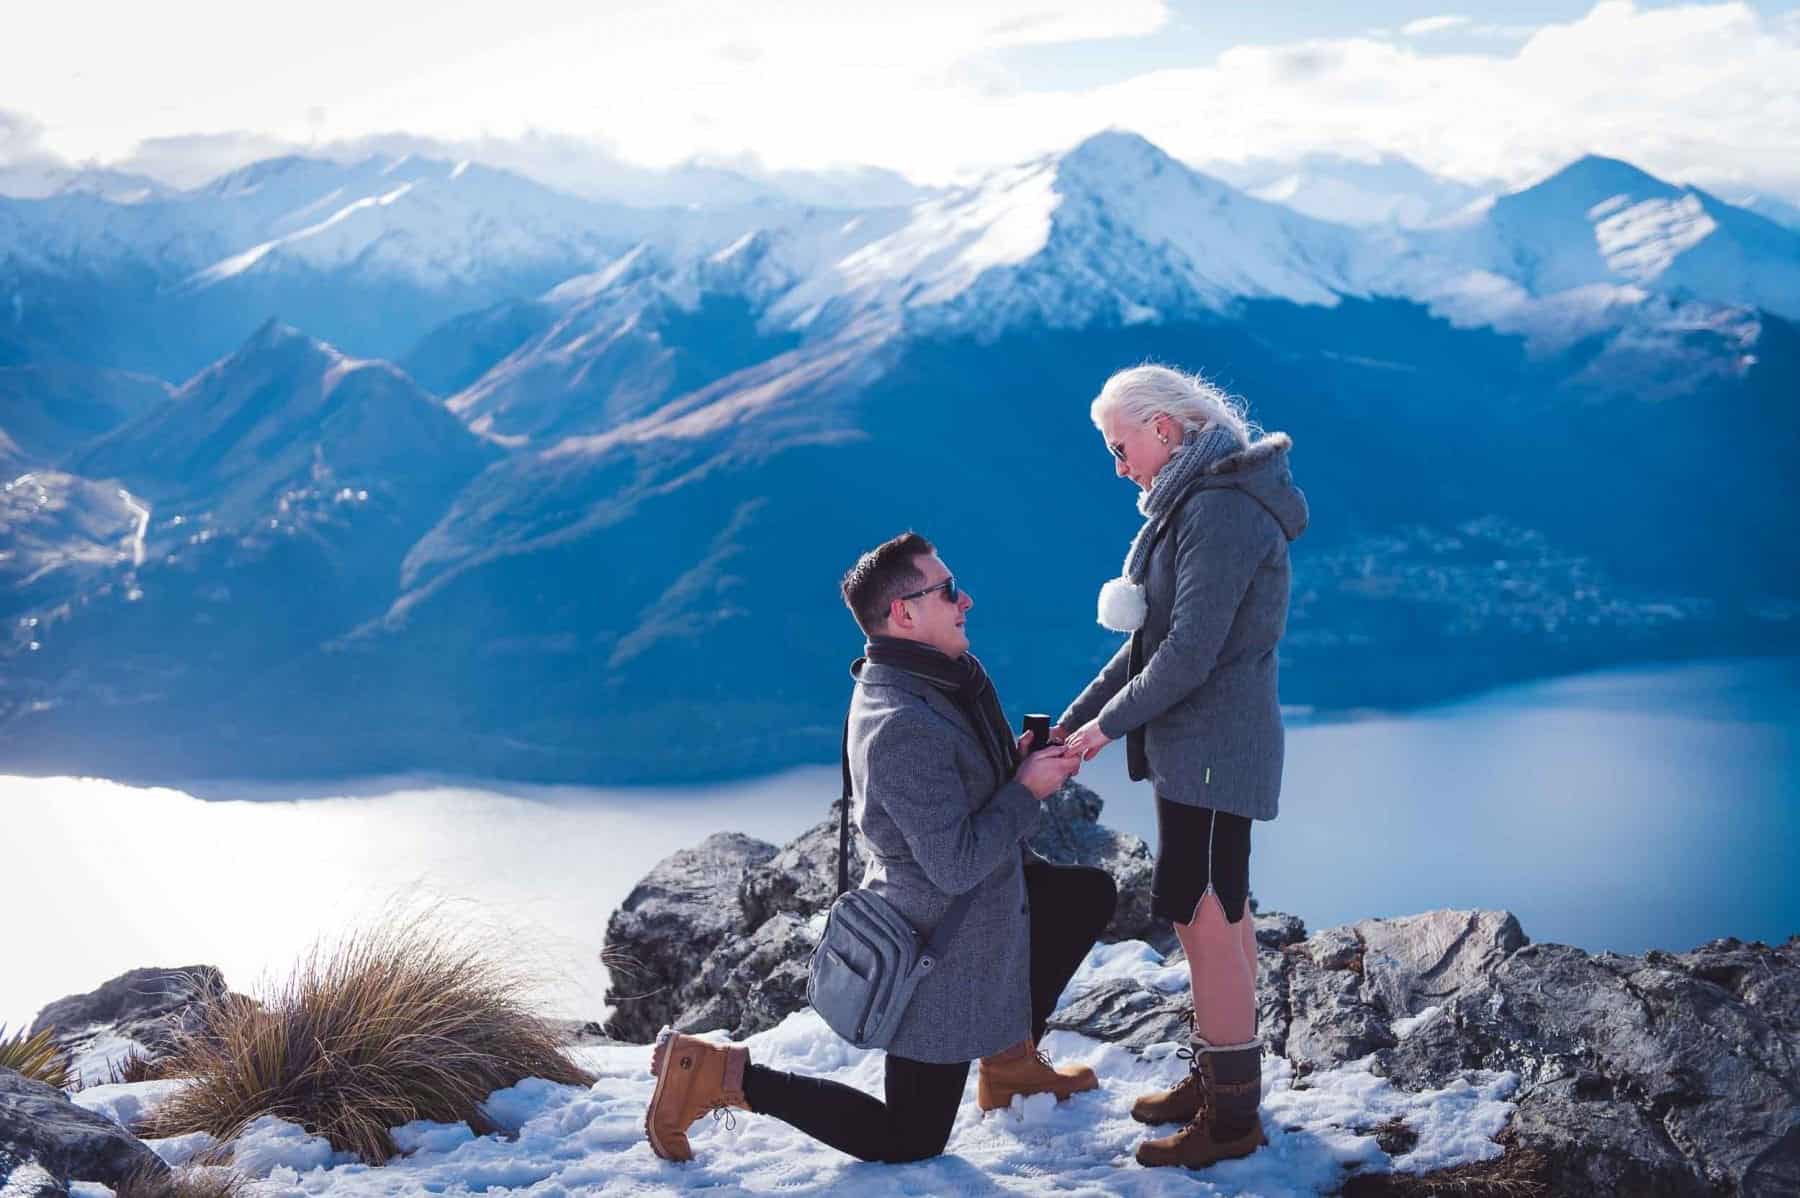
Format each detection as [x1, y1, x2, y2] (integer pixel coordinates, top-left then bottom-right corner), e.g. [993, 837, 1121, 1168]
[5, 656, 1796, 1031]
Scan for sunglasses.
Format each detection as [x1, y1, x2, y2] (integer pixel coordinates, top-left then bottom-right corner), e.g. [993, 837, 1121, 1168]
[899, 575, 959, 604]
[1107, 439, 1128, 463]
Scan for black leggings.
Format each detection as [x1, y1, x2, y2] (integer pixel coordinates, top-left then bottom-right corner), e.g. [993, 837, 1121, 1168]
[1151, 798, 1252, 924]
[743, 861, 1116, 1162]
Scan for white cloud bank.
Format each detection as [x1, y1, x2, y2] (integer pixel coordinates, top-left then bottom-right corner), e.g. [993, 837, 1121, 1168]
[4, 1, 1797, 200]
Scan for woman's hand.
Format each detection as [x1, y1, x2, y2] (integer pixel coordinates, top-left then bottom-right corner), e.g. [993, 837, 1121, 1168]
[1064, 719, 1114, 761]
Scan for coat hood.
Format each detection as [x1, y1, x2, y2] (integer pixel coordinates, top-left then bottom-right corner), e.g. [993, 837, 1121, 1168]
[1205, 432, 1308, 542]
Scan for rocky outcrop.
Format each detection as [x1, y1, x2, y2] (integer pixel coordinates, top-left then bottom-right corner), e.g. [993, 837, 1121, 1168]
[1048, 909, 1800, 1197]
[0, 1067, 168, 1192]
[28, 965, 229, 1083]
[601, 781, 1159, 1042]
[607, 804, 1800, 1197]
[600, 831, 778, 1041]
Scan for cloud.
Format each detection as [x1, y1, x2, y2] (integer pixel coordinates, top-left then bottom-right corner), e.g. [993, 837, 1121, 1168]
[1060, 2, 1800, 199]
[1401, 15, 1472, 37]
[0, 109, 56, 168]
[4, 1, 1797, 204]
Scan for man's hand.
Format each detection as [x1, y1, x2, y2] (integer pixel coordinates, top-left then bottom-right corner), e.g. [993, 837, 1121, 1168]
[1048, 724, 1069, 745]
[1015, 745, 1081, 800]
[1064, 719, 1114, 761]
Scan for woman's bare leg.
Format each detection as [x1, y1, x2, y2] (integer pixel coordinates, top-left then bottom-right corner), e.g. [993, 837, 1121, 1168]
[1174, 890, 1256, 1047]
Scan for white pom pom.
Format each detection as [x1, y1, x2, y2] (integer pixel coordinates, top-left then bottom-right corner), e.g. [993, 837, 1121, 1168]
[1097, 577, 1147, 632]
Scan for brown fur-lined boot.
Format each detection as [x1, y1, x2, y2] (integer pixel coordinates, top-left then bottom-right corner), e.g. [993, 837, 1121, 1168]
[645, 1028, 750, 1162]
[1135, 1038, 1266, 1169]
[976, 1038, 1098, 1111]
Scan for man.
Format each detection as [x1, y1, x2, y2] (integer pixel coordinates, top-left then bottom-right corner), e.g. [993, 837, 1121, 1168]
[645, 531, 1118, 1164]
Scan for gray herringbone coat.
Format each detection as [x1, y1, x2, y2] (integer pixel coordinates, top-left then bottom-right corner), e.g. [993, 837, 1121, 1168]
[847, 660, 1041, 1063]
[1060, 433, 1309, 821]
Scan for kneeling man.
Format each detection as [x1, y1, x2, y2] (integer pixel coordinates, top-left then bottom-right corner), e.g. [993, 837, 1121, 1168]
[646, 531, 1118, 1163]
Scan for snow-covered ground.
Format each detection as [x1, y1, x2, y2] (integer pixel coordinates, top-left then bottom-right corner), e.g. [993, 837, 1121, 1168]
[67, 946, 1518, 1197]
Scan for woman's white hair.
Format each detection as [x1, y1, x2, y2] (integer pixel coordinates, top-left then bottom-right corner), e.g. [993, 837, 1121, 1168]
[1090, 364, 1256, 448]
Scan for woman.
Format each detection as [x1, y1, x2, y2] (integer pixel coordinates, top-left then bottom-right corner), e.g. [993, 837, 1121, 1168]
[1058, 364, 1308, 1170]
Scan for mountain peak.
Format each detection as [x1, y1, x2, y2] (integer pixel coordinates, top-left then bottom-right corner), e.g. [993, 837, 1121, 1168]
[1523, 155, 1675, 207]
[1058, 130, 1177, 182]
[242, 317, 314, 352]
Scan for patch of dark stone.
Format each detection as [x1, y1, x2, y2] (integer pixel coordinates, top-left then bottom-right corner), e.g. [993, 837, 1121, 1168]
[0, 1067, 169, 1192]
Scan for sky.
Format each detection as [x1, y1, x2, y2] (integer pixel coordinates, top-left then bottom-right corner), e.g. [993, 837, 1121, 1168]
[4, 1, 1799, 198]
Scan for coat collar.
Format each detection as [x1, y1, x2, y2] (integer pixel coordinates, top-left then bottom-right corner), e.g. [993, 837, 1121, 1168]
[853, 659, 984, 746]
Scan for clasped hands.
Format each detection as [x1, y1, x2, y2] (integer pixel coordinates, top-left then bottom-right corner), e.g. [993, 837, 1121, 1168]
[1012, 719, 1115, 801]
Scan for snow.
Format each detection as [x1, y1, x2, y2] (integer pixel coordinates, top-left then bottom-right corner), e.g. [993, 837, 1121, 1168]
[65, 1029, 155, 1088]
[41, 895, 1522, 1194]
[69, 988, 1515, 1196]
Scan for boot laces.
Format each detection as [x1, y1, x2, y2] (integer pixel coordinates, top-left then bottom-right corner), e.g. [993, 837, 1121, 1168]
[708, 1103, 738, 1131]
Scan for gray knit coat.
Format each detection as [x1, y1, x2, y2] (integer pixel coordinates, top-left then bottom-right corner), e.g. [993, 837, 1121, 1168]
[847, 660, 1041, 1063]
[1059, 433, 1309, 821]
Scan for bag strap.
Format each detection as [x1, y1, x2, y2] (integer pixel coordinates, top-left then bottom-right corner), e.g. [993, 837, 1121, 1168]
[836, 711, 852, 897]
[920, 886, 979, 964]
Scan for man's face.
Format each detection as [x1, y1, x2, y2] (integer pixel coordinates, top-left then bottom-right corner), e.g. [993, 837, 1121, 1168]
[891, 552, 974, 657]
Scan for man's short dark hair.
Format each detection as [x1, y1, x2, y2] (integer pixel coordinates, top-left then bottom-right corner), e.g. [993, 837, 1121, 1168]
[842, 531, 935, 636]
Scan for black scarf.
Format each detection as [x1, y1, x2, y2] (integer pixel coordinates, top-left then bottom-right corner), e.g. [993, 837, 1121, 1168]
[863, 636, 1019, 777]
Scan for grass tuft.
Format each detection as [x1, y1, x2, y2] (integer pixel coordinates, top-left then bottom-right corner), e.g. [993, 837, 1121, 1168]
[0, 1024, 72, 1088]
[107, 1045, 168, 1085]
[140, 912, 595, 1163]
[112, 1164, 249, 1198]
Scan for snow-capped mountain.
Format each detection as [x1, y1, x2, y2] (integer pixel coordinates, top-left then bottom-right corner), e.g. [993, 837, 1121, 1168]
[759, 131, 1370, 340]
[1403, 155, 1800, 324]
[0, 163, 173, 204]
[1208, 153, 1493, 228]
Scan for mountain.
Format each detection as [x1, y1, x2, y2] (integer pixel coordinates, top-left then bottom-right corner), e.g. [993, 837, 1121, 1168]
[1404, 155, 1800, 323]
[0, 363, 172, 466]
[3, 135, 1798, 783]
[69, 320, 496, 528]
[1, 323, 501, 770]
[1207, 153, 1492, 228]
[1738, 193, 1800, 233]
[0, 155, 702, 378]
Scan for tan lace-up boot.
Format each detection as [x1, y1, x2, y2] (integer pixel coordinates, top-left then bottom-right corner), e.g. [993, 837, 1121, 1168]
[976, 1038, 1098, 1111]
[1135, 1038, 1266, 1169]
[1130, 1037, 1207, 1124]
[644, 1028, 750, 1162]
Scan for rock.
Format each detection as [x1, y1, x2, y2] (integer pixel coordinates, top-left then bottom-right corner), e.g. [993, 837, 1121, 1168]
[0, 1067, 168, 1190]
[1026, 782, 1165, 949]
[1378, 935, 1800, 1197]
[1354, 909, 1526, 1020]
[28, 967, 227, 1079]
[600, 831, 777, 1042]
[0, 1145, 69, 1198]
[1254, 910, 1307, 950]
[738, 804, 863, 930]
[675, 913, 821, 1039]
[1046, 978, 1189, 1050]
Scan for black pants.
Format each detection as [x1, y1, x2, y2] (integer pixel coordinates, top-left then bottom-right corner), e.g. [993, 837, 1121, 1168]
[743, 861, 1116, 1162]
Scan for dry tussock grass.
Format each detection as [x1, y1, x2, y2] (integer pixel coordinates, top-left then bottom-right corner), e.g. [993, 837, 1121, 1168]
[0, 1024, 71, 1088]
[141, 912, 593, 1163]
[112, 1164, 249, 1197]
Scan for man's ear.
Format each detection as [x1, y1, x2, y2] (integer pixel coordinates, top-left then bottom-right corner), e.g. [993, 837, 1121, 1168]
[887, 597, 912, 631]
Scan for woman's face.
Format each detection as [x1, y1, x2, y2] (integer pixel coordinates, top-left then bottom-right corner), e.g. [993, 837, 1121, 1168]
[1098, 410, 1175, 490]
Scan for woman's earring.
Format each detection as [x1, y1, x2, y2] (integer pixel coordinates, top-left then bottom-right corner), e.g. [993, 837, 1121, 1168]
[1157, 430, 1169, 445]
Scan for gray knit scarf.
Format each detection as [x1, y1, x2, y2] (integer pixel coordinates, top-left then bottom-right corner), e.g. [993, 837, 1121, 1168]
[1097, 424, 1243, 633]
